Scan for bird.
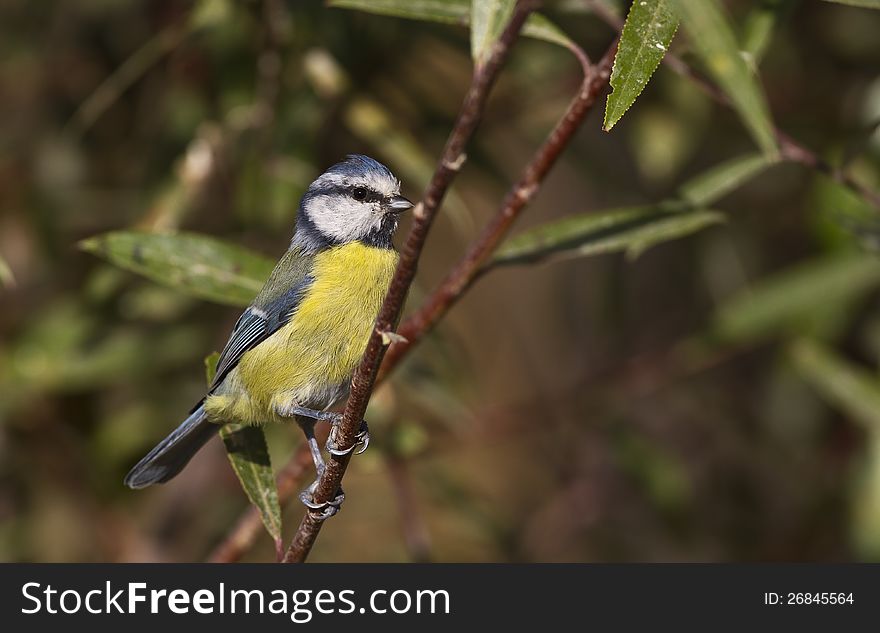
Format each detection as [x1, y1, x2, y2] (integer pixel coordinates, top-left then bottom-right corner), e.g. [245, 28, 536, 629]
[124, 154, 412, 517]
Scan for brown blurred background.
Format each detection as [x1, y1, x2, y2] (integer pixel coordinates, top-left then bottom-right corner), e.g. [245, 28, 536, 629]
[2, 0, 880, 562]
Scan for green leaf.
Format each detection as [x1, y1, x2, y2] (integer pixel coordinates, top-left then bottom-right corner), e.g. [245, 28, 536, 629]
[471, 0, 515, 65]
[789, 338, 880, 431]
[714, 254, 880, 343]
[220, 424, 283, 552]
[80, 231, 274, 307]
[669, 0, 779, 158]
[603, 0, 678, 131]
[489, 205, 724, 268]
[328, 0, 576, 50]
[490, 154, 778, 272]
[204, 351, 220, 385]
[819, 0, 880, 9]
[205, 352, 283, 554]
[520, 13, 578, 49]
[740, 0, 791, 66]
[678, 152, 773, 207]
[811, 175, 880, 252]
[329, 0, 469, 23]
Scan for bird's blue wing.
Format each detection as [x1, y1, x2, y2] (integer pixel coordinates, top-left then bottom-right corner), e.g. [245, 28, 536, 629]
[209, 307, 273, 390]
[208, 247, 314, 393]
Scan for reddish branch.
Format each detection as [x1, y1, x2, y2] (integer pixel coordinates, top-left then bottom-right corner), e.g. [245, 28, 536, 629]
[281, 0, 540, 563]
[380, 39, 618, 378]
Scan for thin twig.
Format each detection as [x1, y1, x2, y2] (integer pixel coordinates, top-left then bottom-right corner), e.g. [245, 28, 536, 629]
[379, 38, 619, 379]
[281, 0, 539, 564]
[776, 132, 880, 209]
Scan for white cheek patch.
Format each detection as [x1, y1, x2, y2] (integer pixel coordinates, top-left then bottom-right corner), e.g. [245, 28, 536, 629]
[307, 195, 383, 243]
[303, 158, 402, 243]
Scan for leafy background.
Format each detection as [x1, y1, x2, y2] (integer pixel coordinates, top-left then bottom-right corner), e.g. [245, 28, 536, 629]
[2, 0, 880, 561]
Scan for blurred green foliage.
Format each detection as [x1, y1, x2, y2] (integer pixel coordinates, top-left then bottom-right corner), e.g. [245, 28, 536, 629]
[670, 0, 779, 157]
[1, 0, 880, 562]
[80, 231, 274, 306]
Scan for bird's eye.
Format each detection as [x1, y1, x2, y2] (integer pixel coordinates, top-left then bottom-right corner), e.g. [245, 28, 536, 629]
[352, 187, 367, 201]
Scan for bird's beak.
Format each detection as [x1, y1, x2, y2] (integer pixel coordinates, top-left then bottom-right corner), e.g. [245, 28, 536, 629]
[387, 194, 414, 213]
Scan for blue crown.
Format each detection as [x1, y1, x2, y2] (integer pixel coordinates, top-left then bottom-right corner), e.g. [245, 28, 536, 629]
[326, 154, 394, 181]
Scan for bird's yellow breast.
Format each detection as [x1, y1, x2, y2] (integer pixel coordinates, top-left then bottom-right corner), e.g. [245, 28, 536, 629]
[206, 242, 398, 424]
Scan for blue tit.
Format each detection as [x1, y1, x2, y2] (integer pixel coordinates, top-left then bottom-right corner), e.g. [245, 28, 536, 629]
[124, 155, 412, 514]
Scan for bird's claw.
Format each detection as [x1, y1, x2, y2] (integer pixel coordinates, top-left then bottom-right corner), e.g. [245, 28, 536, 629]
[326, 420, 370, 456]
[298, 485, 345, 519]
[311, 504, 339, 521]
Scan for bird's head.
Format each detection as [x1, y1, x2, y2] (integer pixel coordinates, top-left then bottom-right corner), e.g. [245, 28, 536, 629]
[293, 154, 413, 250]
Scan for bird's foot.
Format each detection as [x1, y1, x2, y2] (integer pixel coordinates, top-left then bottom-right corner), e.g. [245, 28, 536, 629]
[326, 418, 370, 457]
[298, 477, 345, 520]
[277, 404, 369, 455]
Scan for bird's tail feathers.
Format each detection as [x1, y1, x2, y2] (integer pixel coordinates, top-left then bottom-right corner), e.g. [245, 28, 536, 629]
[124, 404, 218, 489]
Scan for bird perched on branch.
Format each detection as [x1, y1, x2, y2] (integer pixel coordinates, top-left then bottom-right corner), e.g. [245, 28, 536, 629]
[124, 155, 412, 517]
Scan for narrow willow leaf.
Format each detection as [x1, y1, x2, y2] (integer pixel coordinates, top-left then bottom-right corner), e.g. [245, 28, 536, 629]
[520, 13, 577, 50]
[678, 152, 773, 207]
[329, 0, 469, 23]
[669, 0, 779, 158]
[204, 351, 220, 385]
[714, 255, 880, 343]
[490, 205, 724, 268]
[813, 176, 880, 252]
[740, 0, 791, 65]
[0, 254, 14, 288]
[819, 0, 880, 8]
[220, 424, 283, 551]
[80, 231, 273, 307]
[789, 338, 880, 431]
[205, 353, 283, 552]
[604, 0, 678, 131]
[328, 0, 576, 50]
[471, 0, 515, 65]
